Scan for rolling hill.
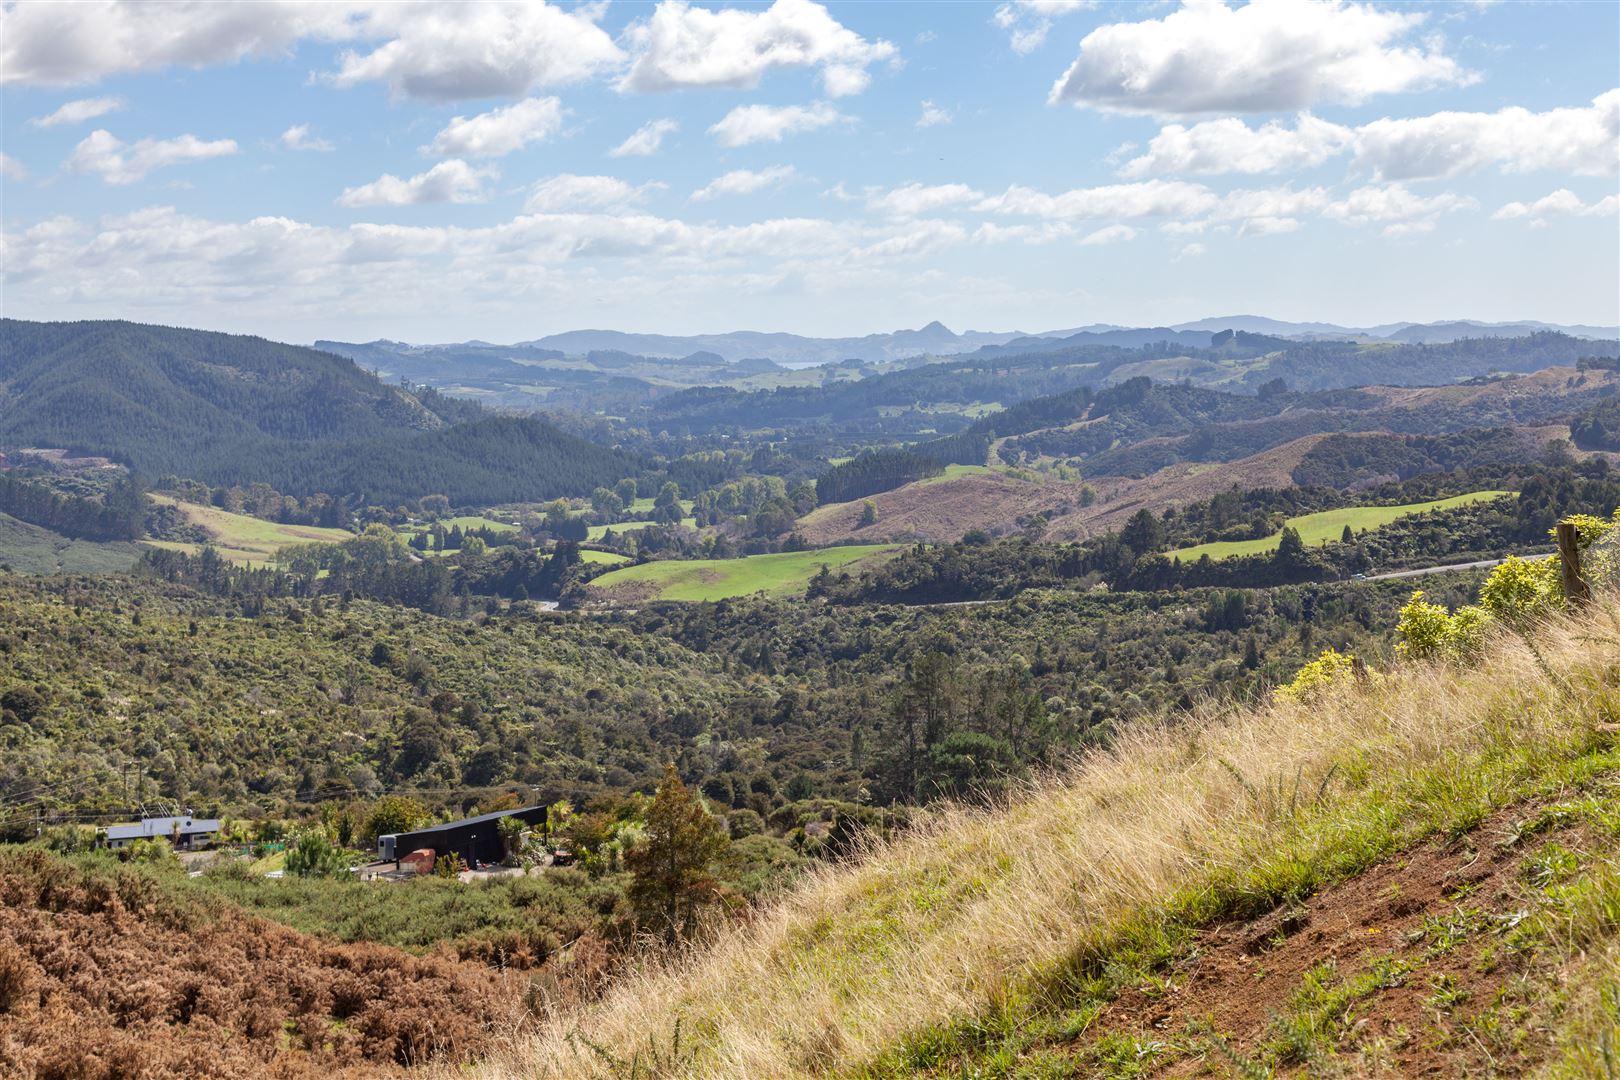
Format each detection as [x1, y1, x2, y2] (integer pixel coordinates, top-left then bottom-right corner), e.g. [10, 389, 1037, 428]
[0, 319, 635, 505]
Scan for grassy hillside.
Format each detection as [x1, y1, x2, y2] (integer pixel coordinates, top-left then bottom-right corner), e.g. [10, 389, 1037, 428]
[491, 593, 1620, 1079]
[1169, 490, 1512, 561]
[587, 545, 899, 602]
[0, 512, 144, 575]
[146, 494, 354, 565]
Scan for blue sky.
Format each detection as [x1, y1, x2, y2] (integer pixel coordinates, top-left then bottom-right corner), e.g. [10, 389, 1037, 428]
[2, 0, 1616, 343]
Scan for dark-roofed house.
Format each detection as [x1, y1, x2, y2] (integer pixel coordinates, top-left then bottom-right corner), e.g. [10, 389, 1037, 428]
[104, 815, 220, 851]
[377, 806, 547, 868]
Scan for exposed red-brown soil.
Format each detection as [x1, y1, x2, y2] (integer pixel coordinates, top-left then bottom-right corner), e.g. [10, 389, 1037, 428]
[0, 850, 525, 1080]
[1076, 805, 1598, 1076]
[795, 471, 1089, 546]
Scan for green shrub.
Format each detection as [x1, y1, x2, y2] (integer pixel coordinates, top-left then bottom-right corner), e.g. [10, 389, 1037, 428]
[1275, 649, 1358, 704]
[285, 830, 351, 879]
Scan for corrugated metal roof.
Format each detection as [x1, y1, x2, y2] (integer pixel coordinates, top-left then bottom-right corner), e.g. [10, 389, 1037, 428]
[104, 816, 221, 841]
[396, 806, 543, 838]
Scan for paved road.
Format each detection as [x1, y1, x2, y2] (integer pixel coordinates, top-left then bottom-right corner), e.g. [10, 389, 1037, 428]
[1363, 557, 1513, 582]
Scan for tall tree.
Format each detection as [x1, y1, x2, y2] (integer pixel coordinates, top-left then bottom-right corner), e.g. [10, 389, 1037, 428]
[627, 763, 730, 942]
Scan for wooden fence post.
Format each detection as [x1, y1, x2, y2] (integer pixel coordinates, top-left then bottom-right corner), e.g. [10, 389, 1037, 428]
[1556, 521, 1591, 606]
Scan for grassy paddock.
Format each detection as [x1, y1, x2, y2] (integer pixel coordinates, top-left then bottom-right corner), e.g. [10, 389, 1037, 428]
[586, 545, 900, 602]
[147, 494, 352, 566]
[476, 593, 1620, 1079]
[1169, 490, 1512, 561]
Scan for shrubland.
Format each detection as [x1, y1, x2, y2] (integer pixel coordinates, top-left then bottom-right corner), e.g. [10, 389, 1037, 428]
[481, 567, 1620, 1079]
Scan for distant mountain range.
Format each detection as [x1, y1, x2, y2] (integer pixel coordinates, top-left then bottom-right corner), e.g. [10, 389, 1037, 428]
[323, 317, 1618, 368]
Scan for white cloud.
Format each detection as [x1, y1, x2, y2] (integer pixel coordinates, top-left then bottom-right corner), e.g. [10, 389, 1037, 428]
[610, 118, 679, 157]
[977, 179, 1219, 220]
[993, 0, 1093, 55]
[1353, 89, 1620, 180]
[692, 166, 796, 202]
[1, 204, 977, 324]
[67, 129, 238, 184]
[336, 159, 496, 206]
[1175, 241, 1207, 260]
[1120, 114, 1353, 177]
[327, 3, 621, 100]
[619, 0, 896, 98]
[1493, 188, 1619, 224]
[866, 182, 983, 217]
[29, 96, 125, 128]
[526, 174, 660, 213]
[280, 123, 334, 152]
[0, 2, 621, 101]
[1050, 0, 1471, 116]
[1, 153, 28, 181]
[424, 97, 563, 159]
[1323, 182, 1476, 236]
[1079, 223, 1136, 246]
[708, 101, 848, 146]
[0, 1, 360, 86]
[916, 100, 952, 128]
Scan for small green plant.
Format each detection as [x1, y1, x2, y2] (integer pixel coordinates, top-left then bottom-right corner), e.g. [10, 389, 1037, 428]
[434, 851, 466, 878]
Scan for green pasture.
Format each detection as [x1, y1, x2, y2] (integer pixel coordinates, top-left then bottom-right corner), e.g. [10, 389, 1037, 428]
[1168, 490, 1513, 561]
[587, 544, 900, 601]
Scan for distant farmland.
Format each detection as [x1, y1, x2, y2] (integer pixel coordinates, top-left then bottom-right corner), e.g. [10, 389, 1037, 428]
[1168, 490, 1513, 562]
[146, 494, 353, 566]
[587, 544, 899, 602]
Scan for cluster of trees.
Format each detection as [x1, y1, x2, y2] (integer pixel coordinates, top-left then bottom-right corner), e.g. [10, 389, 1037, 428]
[134, 527, 593, 612]
[816, 448, 944, 505]
[157, 476, 354, 529]
[1572, 398, 1620, 451]
[689, 476, 815, 536]
[0, 472, 146, 542]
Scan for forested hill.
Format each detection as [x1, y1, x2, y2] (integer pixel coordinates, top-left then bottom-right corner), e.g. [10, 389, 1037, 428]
[0, 319, 635, 504]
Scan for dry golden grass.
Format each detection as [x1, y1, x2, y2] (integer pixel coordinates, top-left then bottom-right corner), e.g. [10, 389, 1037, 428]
[471, 595, 1620, 1080]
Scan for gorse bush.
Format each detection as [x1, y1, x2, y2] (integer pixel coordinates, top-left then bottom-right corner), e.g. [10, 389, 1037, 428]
[1273, 648, 1359, 704]
[1396, 512, 1619, 662]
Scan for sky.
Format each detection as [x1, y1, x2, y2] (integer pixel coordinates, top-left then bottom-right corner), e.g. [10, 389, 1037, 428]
[1, 0, 1617, 344]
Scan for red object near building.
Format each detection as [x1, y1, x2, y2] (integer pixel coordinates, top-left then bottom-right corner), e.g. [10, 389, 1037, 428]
[400, 848, 436, 874]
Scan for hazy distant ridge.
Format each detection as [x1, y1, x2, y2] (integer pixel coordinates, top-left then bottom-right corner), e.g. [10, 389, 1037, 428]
[331, 317, 1618, 367]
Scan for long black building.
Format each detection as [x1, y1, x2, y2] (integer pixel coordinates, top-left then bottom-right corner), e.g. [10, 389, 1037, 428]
[379, 805, 547, 867]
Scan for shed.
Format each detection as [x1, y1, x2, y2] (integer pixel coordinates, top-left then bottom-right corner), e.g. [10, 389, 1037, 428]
[104, 815, 220, 851]
[380, 805, 546, 868]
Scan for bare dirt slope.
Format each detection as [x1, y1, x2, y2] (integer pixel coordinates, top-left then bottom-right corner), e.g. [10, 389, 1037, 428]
[1064, 801, 1608, 1077]
[795, 471, 1089, 546]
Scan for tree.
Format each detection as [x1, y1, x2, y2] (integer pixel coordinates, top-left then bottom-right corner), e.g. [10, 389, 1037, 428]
[285, 830, 349, 877]
[653, 482, 685, 524]
[626, 763, 730, 942]
[614, 478, 638, 505]
[591, 486, 625, 522]
[1121, 509, 1165, 556]
[858, 500, 878, 528]
[1341, 524, 1354, 544]
[363, 795, 428, 844]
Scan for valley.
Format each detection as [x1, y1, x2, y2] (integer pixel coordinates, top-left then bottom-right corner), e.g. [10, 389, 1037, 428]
[4, 320, 1618, 1079]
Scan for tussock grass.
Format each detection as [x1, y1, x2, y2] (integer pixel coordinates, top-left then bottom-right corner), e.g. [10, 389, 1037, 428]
[474, 595, 1620, 1080]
